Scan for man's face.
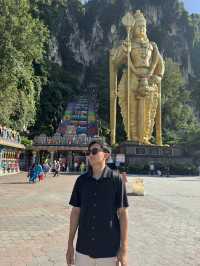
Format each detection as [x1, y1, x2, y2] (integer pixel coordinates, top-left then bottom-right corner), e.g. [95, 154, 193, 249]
[87, 144, 109, 167]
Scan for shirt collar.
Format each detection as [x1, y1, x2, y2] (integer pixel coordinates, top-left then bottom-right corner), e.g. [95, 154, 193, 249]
[87, 165, 112, 179]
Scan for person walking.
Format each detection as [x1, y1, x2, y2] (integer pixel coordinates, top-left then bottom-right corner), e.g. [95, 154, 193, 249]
[53, 161, 60, 177]
[35, 162, 44, 181]
[66, 140, 129, 266]
[43, 162, 50, 178]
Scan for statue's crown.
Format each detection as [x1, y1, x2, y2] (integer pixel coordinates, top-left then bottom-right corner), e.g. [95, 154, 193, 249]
[133, 10, 146, 24]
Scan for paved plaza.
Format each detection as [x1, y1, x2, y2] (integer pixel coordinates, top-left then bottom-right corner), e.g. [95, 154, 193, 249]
[0, 172, 200, 266]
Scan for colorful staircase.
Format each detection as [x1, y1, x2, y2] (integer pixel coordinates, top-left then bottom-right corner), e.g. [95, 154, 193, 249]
[57, 91, 98, 138]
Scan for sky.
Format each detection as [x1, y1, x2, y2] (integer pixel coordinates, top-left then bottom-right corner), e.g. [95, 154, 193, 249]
[81, 0, 200, 14]
[182, 0, 200, 14]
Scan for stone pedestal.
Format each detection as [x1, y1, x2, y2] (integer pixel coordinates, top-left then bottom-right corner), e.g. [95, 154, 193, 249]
[114, 141, 187, 166]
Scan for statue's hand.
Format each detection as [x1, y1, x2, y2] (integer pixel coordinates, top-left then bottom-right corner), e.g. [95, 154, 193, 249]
[122, 40, 129, 53]
[114, 89, 118, 98]
[149, 75, 161, 85]
[136, 86, 149, 97]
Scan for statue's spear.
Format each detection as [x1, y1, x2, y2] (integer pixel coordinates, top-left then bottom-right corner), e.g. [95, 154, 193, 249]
[109, 25, 117, 145]
[122, 12, 135, 141]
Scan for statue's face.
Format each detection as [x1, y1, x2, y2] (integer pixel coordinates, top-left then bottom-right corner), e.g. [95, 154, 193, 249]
[134, 21, 146, 38]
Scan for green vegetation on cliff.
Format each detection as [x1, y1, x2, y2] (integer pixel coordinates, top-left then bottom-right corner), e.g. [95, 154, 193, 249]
[0, 0, 48, 130]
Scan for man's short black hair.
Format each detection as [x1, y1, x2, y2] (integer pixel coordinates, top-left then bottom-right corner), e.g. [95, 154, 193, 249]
[88, 140, 111, 154]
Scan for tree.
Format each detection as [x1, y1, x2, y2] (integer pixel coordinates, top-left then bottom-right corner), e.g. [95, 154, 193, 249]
[27, 0, 85, 136]
[0, 0, 48, 131]
[161, 58, 200, 144]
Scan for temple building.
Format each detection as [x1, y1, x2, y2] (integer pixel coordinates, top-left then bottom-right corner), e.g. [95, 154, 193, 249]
[0, 126, 25, 175]
[32, 87, 104, 170]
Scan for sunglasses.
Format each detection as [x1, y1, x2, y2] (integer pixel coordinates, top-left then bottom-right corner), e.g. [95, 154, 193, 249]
[86, 147, 104, 156]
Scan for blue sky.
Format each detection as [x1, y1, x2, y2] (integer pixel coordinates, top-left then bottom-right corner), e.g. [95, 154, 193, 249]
[182, 0, 200, 14]
[81, 0, 200, 14]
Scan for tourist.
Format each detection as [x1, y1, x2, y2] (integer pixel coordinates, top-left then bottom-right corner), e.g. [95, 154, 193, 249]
[66, 140, 129, 266]
[35, 162, 44, 181]
[43, 162, 50, 177]
[65, 162, 69, 173]
[80, 161, 85, 173]
[51, 160, 57, 175]
[149, 163, 155, 176]
[157, 169, 162, 176]
[61, 162, 66, 172]
[164, 165, 170, 177]
[74, 161, 78, 172]
[53, 161, 60, 177]
[28, 163, 37, 183]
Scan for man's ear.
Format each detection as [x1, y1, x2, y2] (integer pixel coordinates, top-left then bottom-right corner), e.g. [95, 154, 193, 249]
[104, 153, 110, 161]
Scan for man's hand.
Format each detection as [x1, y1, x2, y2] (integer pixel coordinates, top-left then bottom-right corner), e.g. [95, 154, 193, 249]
[66, 244, 75, 266]
[117, 246, 128, 266]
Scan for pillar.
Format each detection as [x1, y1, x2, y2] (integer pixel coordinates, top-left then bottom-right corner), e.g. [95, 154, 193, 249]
[50, 151, 54, 166]
[32, 151, 37, 164]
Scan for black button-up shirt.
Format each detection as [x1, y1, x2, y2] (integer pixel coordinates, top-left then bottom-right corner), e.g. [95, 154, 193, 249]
[69, 166, 129, 258]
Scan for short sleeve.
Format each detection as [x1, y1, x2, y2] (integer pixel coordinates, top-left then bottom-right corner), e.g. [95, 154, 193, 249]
[116, 176, 129, 208]
[69, 178, 81, 207]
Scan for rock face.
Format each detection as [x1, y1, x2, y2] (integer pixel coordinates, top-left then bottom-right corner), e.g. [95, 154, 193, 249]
[67, 17, 104, 66]
[47, 0, 199, 85]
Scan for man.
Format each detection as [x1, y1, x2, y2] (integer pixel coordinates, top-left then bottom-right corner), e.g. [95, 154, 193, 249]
[66, 141, 129, 266]
[53, 160, 60, 177]
[149, 163, 155, 176]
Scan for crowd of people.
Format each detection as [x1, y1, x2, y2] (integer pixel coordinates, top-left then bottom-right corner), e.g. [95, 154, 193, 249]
[28, 162, 44, 183]
[149, 163, 170, 177]
[27, 160, 86, 183]
[0, 125, 21, 144]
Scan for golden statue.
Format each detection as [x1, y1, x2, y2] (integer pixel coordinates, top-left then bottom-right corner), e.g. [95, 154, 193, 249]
[110, 10, 165, 145]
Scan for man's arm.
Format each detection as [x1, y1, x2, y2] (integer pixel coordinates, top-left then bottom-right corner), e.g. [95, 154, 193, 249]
[66, 207, 80, 266]
[117, 207, 128, 266]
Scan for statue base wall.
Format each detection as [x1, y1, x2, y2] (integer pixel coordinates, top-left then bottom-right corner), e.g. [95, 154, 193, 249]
[114, 141, 193, 166]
